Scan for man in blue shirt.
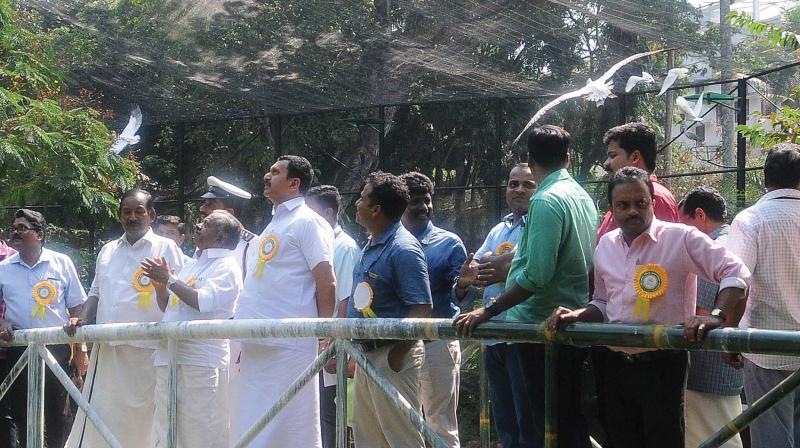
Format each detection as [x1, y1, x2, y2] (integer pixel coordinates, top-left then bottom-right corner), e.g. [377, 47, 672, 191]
[347, 171, 432, 448]
[455, 163, 537, 447]
[0, 209, 87, 448]
[400, 171, 467, 448]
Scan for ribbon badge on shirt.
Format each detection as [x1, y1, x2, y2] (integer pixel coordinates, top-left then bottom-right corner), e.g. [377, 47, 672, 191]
[632, 263, 669, 321]
[169, 276, 196, 308]
[31, 280, 57, 320]
[496, 242, 515, 255]
[353, 282, 377, 318]
[133, 268, 155, 309]
[253, 234, 279, 279]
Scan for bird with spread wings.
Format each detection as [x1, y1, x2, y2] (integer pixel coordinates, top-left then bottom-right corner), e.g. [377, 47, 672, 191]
[109, 105, 142, 154]
[512, 49, 667, 146]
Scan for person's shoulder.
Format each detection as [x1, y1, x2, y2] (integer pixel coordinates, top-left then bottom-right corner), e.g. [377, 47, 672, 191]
[240, 228, 257, 243]
[44, 247, 76, 265]
[430, 224, 464, 245]
[338, 230, 359, 250]
[392, 226, 425, 251]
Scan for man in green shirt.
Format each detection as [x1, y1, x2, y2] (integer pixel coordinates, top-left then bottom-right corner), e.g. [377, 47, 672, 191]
[455, 125, 597, 448]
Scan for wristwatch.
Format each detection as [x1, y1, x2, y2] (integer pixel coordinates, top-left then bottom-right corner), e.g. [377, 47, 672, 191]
[710, 308, 726, 322]
[485, 298, 501, 318]
[166, 275, 179, 290]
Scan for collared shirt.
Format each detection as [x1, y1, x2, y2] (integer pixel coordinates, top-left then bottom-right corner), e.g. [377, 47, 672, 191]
[729, 188, 800, 370]
[471, 213, 525, 320]
[408, 221, 466, 319]
[155, 248, 242, 369]
[333, 225, 359, 307]
[687, 224, 744, 395]
[596, 174, 679, 240]
[346, 222, 432, 319]
[0, 241, 16, 262]
[505, 169, 597, 324]
[0, 248, 86, 329]
[235, 197, 334, 350]
[590, 219, 750, 353]
[91, 228, 184, 349]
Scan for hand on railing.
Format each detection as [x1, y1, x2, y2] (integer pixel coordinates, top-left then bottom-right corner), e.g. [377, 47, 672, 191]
[0, 319, 12, 341]
[63, 317, 85, 336]
[683, 314, 725, 342]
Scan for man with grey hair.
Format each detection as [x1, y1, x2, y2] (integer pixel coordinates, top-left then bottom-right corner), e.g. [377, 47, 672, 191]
[142, 209, 244, 447]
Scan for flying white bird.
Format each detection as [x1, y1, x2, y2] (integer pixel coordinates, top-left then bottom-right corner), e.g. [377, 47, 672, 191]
[512, 49, 667, 146]
[676, 92, 706, 122]
[625, 71, 654, 92]
[657, 68, 690, 96]
[110, 106, 142, 154]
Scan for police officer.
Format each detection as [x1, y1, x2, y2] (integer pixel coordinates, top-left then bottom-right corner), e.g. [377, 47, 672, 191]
[199, 176, 256, 274]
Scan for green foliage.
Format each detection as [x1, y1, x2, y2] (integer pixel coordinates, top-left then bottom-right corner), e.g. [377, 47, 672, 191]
[0, 0, 138, 226]
[727, 11, 800, 51]
[737, 87, 800, 148]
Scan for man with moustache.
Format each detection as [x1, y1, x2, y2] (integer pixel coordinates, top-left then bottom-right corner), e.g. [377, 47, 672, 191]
[400, 171, 467, 448]
[0, 209, 87, 448]
[234, 155, 336, 447]
[454, 163, 537, 448]
[198, 176, 255, 273]
[546, 167, 750, 448]
[64, 189, 184, 448]
[347, 171, 432, 447]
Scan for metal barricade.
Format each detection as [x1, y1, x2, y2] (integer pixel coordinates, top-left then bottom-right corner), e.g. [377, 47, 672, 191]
[2, 318, 800, 448]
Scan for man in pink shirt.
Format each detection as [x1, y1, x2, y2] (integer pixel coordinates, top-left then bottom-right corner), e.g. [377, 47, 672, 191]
[597, 122, 679, 240]
[547, 167, 750, 448]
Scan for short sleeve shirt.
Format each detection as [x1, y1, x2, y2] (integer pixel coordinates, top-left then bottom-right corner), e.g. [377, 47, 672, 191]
[235, 197, 334, 350]
[474, 214, 525, 318]
[346, 222, 432, 319]
[409, 222, 467, 319]
[333, 226, 360, 305]
[0, 248, 86, 329]
[91, 228, 184, 349]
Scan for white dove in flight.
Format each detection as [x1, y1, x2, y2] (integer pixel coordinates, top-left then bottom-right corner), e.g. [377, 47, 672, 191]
[512, 49, 667, 146]
[657, 68, 690, 96]
[676, 92, 706, 122]
[625, 71, 654, 92]
[110, 105, 143, 154]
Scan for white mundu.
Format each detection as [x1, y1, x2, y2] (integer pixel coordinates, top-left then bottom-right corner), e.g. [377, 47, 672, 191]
[152, 248, 242, 448]
[235, 196, 334, 448]
[66, 229, 183, 448]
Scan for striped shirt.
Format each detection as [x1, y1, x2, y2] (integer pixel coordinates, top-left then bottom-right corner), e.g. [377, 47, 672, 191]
[729, 188, 800, 370]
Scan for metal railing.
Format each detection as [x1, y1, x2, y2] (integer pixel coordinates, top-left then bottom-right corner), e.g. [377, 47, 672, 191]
[3, 318, 800, 448]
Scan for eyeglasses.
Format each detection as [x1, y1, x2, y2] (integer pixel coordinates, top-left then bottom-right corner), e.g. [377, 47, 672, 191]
[10, 225, 35, 234]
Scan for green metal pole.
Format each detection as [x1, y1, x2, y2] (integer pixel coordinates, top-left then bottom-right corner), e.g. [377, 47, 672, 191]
[544, 342, 558, 448]
[699, 367, 800, 448]
[479, 345, 491, 448]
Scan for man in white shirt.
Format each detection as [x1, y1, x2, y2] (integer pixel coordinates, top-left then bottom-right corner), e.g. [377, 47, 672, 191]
[64, 189, 184, 448]
[0, 209, 87, 448]
[307, 185, 360, 448]
[142, 210, 243, 448]
[727, 143, 800, 448]
[234, 155, 336, 447]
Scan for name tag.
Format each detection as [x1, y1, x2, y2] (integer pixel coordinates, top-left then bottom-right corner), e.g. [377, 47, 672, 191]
[367, 271, 378, 280]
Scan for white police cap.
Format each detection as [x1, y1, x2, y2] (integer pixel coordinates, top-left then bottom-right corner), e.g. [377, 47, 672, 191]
[201, 176, 252, 200]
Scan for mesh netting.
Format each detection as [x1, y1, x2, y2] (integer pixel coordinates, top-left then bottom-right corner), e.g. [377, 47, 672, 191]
[18, 0, 800, 124]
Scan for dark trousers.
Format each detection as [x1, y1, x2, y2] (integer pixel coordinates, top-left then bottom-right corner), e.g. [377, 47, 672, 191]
[602, 350, 688, 448]
[486, 343, 538, 448]
[516, 343, 591, 448]
[1, 345, 70, 448]
[319, 373, 336, 448]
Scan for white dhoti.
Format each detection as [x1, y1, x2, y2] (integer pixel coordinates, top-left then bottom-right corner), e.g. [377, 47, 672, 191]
[152, 365, 229, 448]
[685, 390, 744, 448]
[228, 340, 242, 448]
[66, 344, 157, 448]
[237, 343, 322, 448]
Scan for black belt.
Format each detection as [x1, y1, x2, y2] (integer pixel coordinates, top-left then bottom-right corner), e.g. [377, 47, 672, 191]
[610, 349, 683, 364]
[357, 340, 398, 352]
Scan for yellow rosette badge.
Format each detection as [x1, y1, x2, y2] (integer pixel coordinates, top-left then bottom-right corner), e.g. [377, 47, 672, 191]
[496, 242, 515, 255]
[632, 264, 668, 321]
[31, 280, 57, 320]
[353, 282, 377, 318]
[253, 235, 279, 279]
[170, 277, 196, 308]
[133, 268, 155, 309]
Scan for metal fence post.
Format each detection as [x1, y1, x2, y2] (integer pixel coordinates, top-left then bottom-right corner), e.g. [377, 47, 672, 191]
[479, 345, 491, 448]
[335, 340, 348, 448]
[544, 342, 558, 448]
[26, 343, 44, 448]
[167, 338, 178, 448]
